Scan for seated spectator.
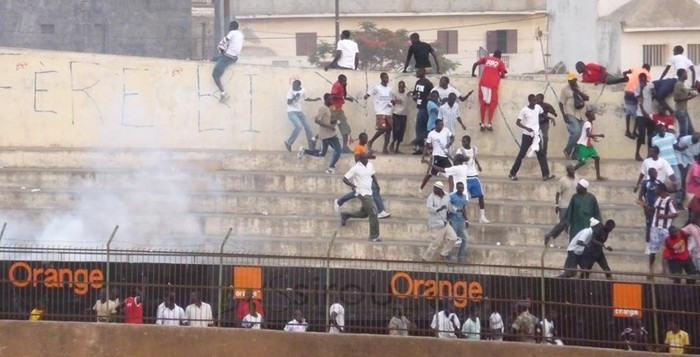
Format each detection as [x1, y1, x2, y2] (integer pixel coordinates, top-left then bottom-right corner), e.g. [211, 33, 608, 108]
[665, 321, 690, 355]
[575, 61, 628, 85]
[621, 316, 649, 351]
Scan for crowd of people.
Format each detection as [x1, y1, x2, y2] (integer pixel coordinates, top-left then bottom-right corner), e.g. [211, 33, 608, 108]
[27, 287, 693, 353]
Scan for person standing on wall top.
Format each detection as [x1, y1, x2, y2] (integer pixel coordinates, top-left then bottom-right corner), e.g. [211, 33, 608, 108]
[213, 21, 243, 103]
[325, 30, 359, 71]
[660, 45, 696, 85]
[284, 80, 321, 153]
[673, 68, 698, 137]
[471, 50, 508, 132]
[403, 33, 441, 74]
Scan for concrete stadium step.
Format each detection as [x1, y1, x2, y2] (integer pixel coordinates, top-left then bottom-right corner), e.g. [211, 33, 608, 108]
[0, 149, 643, 181]
[0, 168, 640, 205]
[0, 209, 647, 253]
[0, 189, 645, 227]
[102, 235, 649, 275]
[203, 214, 648, 252]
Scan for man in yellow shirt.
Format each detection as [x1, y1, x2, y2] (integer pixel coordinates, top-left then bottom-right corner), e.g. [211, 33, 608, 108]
[665, 321, 689, 354]
[29, 301, 44, 321]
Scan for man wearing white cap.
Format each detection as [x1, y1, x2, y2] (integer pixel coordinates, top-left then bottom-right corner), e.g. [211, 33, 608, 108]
[422, 181, 460, 261]
[559, 217, 613, 278]
[544, 179, 601, 245]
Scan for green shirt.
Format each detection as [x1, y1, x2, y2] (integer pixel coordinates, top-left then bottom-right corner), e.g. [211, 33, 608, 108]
[564, 192, 602, 239]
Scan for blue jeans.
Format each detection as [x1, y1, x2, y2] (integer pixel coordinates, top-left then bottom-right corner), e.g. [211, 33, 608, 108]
[564, 115, 582, 157]
[337, 181, 385, 212]
[286, 111, 315, 149]
[449, 219, 468, 261]
[675, 110, 695, 138]
[212, 55, 237, 80]
[304, 136, 341, 168]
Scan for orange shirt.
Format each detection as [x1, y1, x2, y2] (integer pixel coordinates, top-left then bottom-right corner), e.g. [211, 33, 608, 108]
[625, 67, 651, 92]
[354, 143, 368, 155]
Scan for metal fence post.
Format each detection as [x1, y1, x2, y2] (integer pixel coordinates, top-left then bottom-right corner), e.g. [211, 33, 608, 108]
[649, 267, 659, 349]
[0, 222, 7, 244]
[324, 231, 337, 332]
[105, 225, 119, 322]
[217, 227, 232, 325]
[540, 245, 548, 339]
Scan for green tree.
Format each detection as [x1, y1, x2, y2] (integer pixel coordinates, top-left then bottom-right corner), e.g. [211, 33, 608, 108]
[309, 22, 459, 73]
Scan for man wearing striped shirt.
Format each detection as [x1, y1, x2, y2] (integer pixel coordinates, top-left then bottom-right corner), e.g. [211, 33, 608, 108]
[642, 183, 678, 274]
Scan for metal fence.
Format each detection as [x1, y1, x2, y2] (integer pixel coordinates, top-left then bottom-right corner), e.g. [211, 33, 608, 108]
[0, 243, 698, 354]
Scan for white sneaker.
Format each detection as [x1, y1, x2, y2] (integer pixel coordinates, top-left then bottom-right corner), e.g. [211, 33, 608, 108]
[326, 167, 336, 174]
[377, 211, 391, 219]
[479, 217, 490, 224]
[219, 92, 230, 103]
[297, 147, 304, 159]
[333, 199, 340, 212]
[453, 239, 463, 246]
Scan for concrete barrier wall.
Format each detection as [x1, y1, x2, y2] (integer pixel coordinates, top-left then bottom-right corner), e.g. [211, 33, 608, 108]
[0, 321, 649, 357]
[1, 47, 698, 159]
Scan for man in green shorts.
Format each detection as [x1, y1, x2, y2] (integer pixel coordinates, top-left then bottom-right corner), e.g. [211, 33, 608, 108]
[574, 110, 606, 180]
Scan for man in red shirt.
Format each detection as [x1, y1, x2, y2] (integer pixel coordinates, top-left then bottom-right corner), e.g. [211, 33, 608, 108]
[330, 74, 356, 153]
[471, 50, 508, 132]
[664, 226, 698, 284]
[123, 289, 143, 324]
[575, 61, 628, 85]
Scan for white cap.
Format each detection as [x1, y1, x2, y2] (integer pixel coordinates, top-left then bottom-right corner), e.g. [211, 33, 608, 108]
[433, 181, 444, 190]
[590, 217, 600, 226]
[578, 179, 590, 189]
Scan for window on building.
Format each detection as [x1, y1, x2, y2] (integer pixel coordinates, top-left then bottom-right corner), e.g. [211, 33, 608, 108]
[642, 44, 667, 66]
[40, 24, 55, 34]
[436, 30, 458, 54]
[486, 30, 517, 54]
[295, 32, 317, 56]
[687, 44, 700, 64]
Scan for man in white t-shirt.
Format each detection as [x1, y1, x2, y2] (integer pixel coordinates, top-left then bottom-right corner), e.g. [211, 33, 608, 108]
[435, 76, 473, 104]
[660, 45, 696, 84]
[489, 305, 504, 341]
[508, 94, 555, 181]
[340, 156, 381, 242]
[184, 292, 214, 327]
[329, 297, 345, 333]
[390, 80, 410, 153]
[573, 110, 606, 180]
[457, 135, 489, 223]
[156, 294, 186, 326]
[634, 146, 678, 193]
[438, 93, 466, 134]
[431, 304, 460, 338]
[92, 291, 118, 323]
[420, 119, 454, 191]
[284, 79, 321, 152]
[325, 30, 359, 71]
[241, 302, 265, 329]
[213, 21, 244, 103]
[284, 310, 309, 332]
[364, 72, 395, 153]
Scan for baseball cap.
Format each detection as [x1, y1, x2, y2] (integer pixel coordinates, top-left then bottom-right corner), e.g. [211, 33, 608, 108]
[567, 73, 578, 81]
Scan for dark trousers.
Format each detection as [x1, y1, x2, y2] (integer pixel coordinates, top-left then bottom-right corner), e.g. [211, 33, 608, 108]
[561, 251, 582, 277]
[412, 108, 428, 148]
[579, 251, 612, 279]
[668, 258, 698, 284]
[540, 122, 550, 157]
[509, 134, 550, 177]
[392, 114, 407, 142]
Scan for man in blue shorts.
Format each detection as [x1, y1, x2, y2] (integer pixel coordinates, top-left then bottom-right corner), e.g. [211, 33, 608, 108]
[456, 135, 490, 223]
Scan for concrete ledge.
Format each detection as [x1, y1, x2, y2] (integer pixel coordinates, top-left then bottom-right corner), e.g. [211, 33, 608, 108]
[0, 321, 647, 357]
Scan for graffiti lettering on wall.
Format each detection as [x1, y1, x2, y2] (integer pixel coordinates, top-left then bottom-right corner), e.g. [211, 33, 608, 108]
[1, 58, 245, 134]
